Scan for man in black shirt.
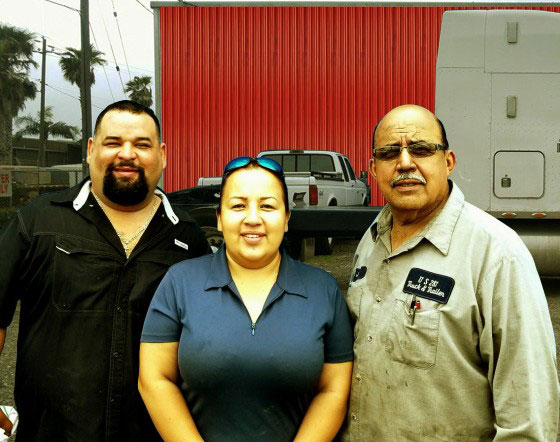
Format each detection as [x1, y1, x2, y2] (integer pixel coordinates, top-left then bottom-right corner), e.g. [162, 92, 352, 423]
[0, 100, 210, 440]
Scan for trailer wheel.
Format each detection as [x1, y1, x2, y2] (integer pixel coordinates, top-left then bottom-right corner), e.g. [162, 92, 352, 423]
[202, 226, 224, 253]
[315, 236, 335, 255]
[315, 200, 336, 255]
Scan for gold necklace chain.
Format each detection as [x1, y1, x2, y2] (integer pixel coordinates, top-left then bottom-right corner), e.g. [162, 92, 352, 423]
[92, 192, 159, 257]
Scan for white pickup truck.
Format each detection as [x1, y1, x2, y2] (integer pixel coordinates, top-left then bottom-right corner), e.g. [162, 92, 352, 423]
[258, 150, 369, 208]
[197, 150, 369, 254]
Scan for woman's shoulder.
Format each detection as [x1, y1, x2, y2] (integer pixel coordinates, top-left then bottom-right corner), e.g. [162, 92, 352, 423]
[166, 252, 215, 278]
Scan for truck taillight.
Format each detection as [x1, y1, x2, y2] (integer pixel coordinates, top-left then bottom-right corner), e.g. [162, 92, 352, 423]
[532, 212, 547, 218]
[309, 185, 318, 206]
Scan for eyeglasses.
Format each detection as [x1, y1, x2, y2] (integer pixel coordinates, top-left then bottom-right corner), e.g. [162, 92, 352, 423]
[222, 157, 284, 177]
[373, 142, 449, 161]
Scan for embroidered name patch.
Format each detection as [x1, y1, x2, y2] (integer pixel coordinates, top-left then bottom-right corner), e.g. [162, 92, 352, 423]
[174, 239, 189, 251]
[403, 268, 455, 304]
[352, 266, 367, 282]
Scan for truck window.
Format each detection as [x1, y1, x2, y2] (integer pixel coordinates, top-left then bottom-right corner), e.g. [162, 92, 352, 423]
[261, 153, 335, 173]
[310, 155, 335, 172]
[297, 155, 311, 172]
[344, 158, 356, 181]
[338, 156, 349, 181]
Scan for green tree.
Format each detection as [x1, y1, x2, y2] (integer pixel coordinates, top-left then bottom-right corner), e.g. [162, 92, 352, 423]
[58, 45, 106, 102]
[0, 23, 37, 165]
[125, 75, 153, 108]
[14, 106, 79, 141]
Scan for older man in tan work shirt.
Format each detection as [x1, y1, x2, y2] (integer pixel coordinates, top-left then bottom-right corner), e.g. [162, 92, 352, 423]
[342, 104, 559, 441]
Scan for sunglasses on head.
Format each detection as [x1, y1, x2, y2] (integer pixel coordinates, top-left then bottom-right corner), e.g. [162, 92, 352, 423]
[222, 157, 284, 176]
[373, 142, 449, 161]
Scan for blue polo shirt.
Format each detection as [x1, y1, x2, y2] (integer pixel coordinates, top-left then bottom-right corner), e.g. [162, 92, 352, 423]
[141, 246, 353, 442]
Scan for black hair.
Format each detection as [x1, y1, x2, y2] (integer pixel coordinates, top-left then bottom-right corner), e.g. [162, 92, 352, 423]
[371, 115, 449, 153]
[217, 160, 290, 214]
[94, 100, 161, 140]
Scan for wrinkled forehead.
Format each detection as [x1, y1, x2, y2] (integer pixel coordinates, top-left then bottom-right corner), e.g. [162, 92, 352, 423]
[95, 111, 159, 141]
[375, 112, 441, 146]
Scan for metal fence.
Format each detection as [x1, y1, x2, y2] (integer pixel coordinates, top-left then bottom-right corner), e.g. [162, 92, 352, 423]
[0, 165, 83, 227]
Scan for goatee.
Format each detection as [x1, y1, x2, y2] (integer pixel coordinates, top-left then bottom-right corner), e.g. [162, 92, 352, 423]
[103, 162, 149, 206]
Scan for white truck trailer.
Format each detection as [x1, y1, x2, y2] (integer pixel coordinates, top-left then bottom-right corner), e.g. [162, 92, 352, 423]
[435, 9, 560, 277]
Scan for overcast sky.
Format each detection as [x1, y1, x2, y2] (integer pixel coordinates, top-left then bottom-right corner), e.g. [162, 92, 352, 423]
[3, 0, 156, 130]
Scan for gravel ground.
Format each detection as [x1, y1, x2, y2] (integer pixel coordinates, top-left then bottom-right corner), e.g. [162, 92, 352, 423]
[1, 238, 559, 440]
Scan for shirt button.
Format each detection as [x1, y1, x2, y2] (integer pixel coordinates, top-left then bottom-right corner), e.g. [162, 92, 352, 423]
[367, 335, 373, 342]
[351, 413, 358, 421]
[376, 296, 382, 302]
[356, 374, 362, 382]
[113, 351, 120, 358]
[117, 306, 123, 313]
[110, 398, 115, 403]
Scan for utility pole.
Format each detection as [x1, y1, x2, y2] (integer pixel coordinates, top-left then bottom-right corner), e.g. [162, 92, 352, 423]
[80, 0, 92, 178]
[38, 36, 47, 168]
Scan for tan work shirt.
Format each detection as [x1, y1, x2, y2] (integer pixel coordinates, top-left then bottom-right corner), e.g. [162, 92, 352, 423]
[343, 182, 559, 441]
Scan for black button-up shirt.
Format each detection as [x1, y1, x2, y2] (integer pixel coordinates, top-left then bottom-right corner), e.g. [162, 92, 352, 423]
[0, 181, 210, 441]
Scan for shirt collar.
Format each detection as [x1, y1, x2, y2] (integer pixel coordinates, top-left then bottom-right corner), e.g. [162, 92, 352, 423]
[70, 179, 180, 225]
[423, 181, 464, 255]
[370, 180, 465, 256]
[204, 245, 308, 298]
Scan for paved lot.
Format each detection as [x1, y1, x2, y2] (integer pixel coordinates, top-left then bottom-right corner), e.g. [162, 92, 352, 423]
[1, 239, 559, 440]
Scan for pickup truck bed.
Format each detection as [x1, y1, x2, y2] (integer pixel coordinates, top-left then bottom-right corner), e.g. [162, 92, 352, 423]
[167, 186, 382, 258]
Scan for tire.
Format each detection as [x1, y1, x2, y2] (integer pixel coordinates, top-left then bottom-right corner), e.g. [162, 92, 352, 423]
[315, 236, 335, 255]
[201, 226, 224, 253]
[315, 200, 336, 255]
[285, 235, 315, 261]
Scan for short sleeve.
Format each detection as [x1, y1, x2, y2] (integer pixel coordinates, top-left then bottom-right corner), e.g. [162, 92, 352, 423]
[0, 210, 30, 328]
[324, 285, 354, 363]
[141, 270, 182, 342]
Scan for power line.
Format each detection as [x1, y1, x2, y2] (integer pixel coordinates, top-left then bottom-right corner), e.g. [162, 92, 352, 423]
[94, 0, 126, 94]
[31, 78, 107, 103]
[44, 82, 104, 110]
[134, 0, 153, 15]
[111, 0, 132, 82]
[44, 0, 80, 13]
[89, 23, 115, 101]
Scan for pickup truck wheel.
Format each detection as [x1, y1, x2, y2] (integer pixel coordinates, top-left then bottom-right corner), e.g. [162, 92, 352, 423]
[202, 226, 223, 253]
[315, 236, 335, 255]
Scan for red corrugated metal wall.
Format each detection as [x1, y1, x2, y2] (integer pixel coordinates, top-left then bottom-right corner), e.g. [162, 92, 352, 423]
[159, 6, 560, 205]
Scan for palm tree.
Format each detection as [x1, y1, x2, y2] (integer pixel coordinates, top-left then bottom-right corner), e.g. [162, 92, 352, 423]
[58, 45, 106, 102]
[0, 24, 37, 165]
[125, 75, 153, 107]
[15, 106, 80, 141]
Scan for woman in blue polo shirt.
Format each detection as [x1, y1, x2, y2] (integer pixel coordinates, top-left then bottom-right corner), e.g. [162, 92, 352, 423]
[139, 157, 353, 442]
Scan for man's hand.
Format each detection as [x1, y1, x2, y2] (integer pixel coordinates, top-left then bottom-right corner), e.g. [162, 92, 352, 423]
[0, 408, 13, 437]
[0, 328, 13, 436]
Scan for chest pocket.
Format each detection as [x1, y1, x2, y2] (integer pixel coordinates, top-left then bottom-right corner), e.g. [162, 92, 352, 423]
[384, 293, 441, 369]
[130, 250, 192, 315]
[53, 235, 120, 312]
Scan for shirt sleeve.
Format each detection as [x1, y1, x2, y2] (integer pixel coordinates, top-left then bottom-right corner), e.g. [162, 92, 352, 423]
[324, 284, 354, 363]
[0, 210, 31, 328]
[141, 270, 183, 343]
[478, 255, 559, 441]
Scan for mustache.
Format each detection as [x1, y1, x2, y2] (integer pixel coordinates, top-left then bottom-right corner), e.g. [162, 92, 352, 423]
[107, 161, 144, 173]
[390, 173, 426, 187]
